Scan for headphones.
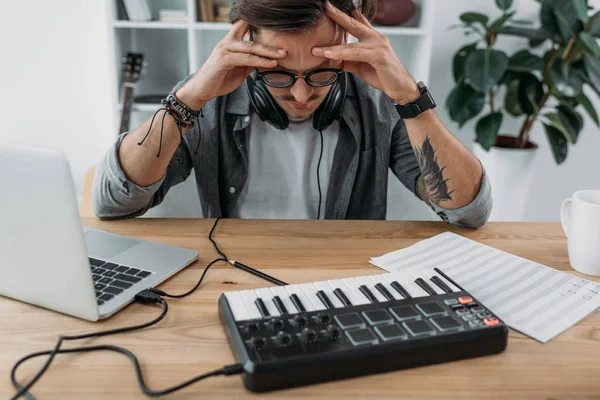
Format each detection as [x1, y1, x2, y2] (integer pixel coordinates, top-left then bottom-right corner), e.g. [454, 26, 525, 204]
[245, 69, 348, 132]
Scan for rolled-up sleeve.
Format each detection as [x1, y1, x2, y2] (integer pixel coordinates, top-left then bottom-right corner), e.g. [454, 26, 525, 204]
[425, 164, 493, 228]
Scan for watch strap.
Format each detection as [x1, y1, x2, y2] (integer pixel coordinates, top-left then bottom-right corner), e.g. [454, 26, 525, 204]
[394, 83, 437, 119]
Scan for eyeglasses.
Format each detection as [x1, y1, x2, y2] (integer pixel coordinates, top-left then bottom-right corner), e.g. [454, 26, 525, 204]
[256, 67, 344, 88]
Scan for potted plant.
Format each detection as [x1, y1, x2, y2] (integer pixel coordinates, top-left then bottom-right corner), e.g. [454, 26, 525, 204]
[446, 0, 600, 221]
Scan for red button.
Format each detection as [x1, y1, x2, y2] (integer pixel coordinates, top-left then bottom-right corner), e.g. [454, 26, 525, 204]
[458, 296, 473, 305]
[483, 317, 499, 326]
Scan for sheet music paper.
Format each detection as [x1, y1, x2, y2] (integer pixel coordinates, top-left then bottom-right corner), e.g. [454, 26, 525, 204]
[370, 232, 600, 343]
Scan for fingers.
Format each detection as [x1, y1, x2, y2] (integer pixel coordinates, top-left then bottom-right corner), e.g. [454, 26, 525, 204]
[313, 42, 375, 63]
[227, 20, 250, 41]
[325, 1, 373, 40]
[352, 7, 373, 29]
[224, 52, 279, 69]
[225, 41, 287, 60]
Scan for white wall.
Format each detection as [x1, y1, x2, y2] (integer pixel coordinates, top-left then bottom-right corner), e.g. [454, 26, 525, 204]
[1, 0, 598, 222]
[0, 0, 115, 201]
[430, 0, 600, 222]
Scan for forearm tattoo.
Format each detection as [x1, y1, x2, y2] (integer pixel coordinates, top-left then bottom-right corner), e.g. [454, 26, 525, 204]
[413, 137, 454, 203]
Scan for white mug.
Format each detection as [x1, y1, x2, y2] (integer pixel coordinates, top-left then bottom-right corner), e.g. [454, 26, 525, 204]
[561, 190, 600, 276]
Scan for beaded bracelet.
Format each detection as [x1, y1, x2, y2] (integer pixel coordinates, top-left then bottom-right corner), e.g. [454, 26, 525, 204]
[161, 93, 203, 122]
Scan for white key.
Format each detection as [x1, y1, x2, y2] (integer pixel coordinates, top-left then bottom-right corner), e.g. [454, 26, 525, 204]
[340, 277, 371, 305]
[327, 279, 362, 306]
[224, 291, 252, 321]
[239, 289, 263, 319]
[299, 283, 327, 311]
[388, 272, 429, 298]
[255, 287, 281, 317]
[409, 270, 444, 295]
[269, 286, 297, 314]
[368, 275, 403, 300]
[355, 275, 387, 302]
[313, 280, 344, 308]
[285, 284, 316, 312]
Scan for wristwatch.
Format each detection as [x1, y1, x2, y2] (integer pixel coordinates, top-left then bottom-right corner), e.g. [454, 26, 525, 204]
[394, 81, 437, 119]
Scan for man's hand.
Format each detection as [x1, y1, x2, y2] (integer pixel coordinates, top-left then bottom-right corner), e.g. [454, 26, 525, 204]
[176, 21, 287, 110]
[312, 2, 421, 105]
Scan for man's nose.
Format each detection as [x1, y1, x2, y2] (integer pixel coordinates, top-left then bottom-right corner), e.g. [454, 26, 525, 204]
[289, 78, 313, 103]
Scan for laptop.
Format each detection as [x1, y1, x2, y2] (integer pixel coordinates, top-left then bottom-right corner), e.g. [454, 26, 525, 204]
[0, 142, 199, 321]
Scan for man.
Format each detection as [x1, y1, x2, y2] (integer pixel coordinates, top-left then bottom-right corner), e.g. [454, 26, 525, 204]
[92, 0, 492, 227]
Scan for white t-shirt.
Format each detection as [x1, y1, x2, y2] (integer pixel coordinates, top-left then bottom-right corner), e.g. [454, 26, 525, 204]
[230, 114, 339, 219]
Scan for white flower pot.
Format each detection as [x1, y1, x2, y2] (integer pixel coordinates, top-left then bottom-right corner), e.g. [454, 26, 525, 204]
[472, 138, 538, 222]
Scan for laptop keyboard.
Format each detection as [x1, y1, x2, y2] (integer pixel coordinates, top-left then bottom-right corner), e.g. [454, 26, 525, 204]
[89, 257, 153, 306]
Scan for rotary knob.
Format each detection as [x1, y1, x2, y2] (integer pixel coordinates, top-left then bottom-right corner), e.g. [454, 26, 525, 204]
[300, 328, 317, 343]
[249, 336, 266, 351]
[266, 317, 284, 331]
[276, 331, 293, 347]
[292, 315, 308, 328]
[247, 322, 260, 334]
[312, 313, 331, 325]
[325, 324, 340, 341]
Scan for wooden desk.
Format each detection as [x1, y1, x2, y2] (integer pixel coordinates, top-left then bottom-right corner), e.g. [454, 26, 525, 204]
[2, 219, 599, 399]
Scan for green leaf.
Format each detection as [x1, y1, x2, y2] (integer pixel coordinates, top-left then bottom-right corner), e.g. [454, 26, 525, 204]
[572, 0, 589, 23]
[557, 104, 584, 143]
[544, 123, 569, 164]
[445, 82, 486, 127]
[541, 0, 583, 43]
[544, 69, 558, 94]
[544, 112, 572, 143]
[584, 53, 600, 94]
[508, 50, 545, 72]
[555, 10, 577, 41]
[476, 112, 503, 150]
[553, 58, 585, 95]
[576, 93, 600, 126]
[491, 11, 517, 31]
[500, 26, 551, 41]
[518, 73, 545, 114]
[505, 79, 524, 116]
[580, 32, 600, 56]
[590, 11, 600, 37]
[453, 42, 478, 84]
[496, 0, 513, 10]
[465, 48, 510, 92]
[460, 12, 489, 27]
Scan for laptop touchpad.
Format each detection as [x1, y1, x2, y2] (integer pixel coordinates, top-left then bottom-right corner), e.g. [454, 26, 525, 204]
[84, 230, 142, 259]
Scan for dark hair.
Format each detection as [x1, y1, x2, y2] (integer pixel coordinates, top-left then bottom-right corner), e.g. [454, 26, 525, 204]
[228, 0, 377, 33]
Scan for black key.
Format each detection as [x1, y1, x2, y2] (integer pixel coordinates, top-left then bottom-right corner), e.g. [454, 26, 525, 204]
[359, 285, 379, 303]
[92, 274, 102, 282]
[111, 280, 133, 289]
[95, 268, 107, 275]
[114, 273, 141, 283]
[103, 270, 117, 278]
[254, 298, 270, 317]
[333, 288, 352, 306]
[390, 281, 411, 299]
[316, 290, 334, 309]
[115, 266, 129, 273]
[375, 283, 395, 301]
[99, 293, 114, 301]
[95, 291, 102, 297]
[137, 270, 152, 278]
[99, 277, 113, 285]
[102, 263, 119, 270]
[104, 286, 123, 295]
[90, 267, 97, 273]
[125, 268, 140, 276]
[89, 258, 105, 267]
[94, 283, 106, 291]
[273, 296, 288, 314]
[290, 294, 306, 312]
[415, 278, 437, 296]
[97, 300, 104, 306]
[430, 276, 453, 293]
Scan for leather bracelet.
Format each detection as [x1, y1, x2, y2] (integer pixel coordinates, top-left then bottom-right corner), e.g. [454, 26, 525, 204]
[162, 93, 203, 122]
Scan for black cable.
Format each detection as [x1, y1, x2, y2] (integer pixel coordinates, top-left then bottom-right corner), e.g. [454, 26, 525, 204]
[151, 257, 228, 299]
[11, 291, 167, 400]
[208, 216, 228, 260]
[316, 129, 324, 220]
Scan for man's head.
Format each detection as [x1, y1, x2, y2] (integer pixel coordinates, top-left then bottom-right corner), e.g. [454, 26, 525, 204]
[229, 0, 376, 122]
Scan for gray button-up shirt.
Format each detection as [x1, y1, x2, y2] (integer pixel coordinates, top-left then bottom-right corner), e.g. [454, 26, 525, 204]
[92, 74, 492, 227]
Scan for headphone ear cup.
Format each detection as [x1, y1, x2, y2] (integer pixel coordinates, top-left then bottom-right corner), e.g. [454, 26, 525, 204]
[313, 72, 347, 131]
[245, 74, 289, 130]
